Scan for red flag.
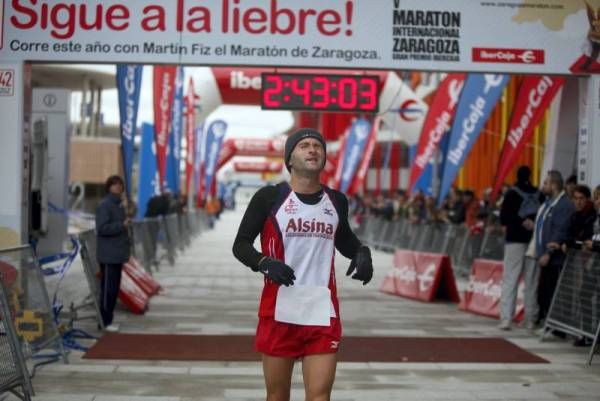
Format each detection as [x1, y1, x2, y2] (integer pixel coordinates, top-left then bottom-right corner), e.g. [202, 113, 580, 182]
[492, 75, 565, 199]
[348, 117, 381, 196]
[153, 65, 177, 190]
[408, 73, 466, 193]
[184, 77, 199, 196]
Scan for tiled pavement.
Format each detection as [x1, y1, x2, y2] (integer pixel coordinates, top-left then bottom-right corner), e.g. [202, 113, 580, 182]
[3, 209, 599, 401]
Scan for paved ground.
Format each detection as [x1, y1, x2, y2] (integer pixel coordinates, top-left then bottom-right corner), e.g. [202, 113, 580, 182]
[3, 208, 600, 401]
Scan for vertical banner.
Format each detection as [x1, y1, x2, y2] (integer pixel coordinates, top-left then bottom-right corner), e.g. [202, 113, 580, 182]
[348, 117, 381, 195]
[203, 120, 228, 201]
[116, 64, 143, 200]
[333, 118, 372, 194]
[438, 74, 509, 205]
[153, 65, 177, 191]
[408, 73, 466, 193]
[165, 66, 184, 195]
[194, 123, 205, 206]
[137, 123, 160, 219]
[379, 72, 428, 145]
[491, 76, 565, 199]
[185, 77, 198, 197]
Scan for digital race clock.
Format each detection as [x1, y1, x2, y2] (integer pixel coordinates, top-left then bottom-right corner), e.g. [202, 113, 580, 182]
[261, 73, 380, 113]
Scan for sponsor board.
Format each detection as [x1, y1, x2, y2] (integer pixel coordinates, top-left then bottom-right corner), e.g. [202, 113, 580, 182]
[460, 259, 524, 320]
[380, 250, 460, 303]
[0, 0, 597, 75]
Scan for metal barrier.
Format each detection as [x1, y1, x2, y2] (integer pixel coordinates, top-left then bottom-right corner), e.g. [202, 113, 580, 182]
[543, 250, 600, 365]
[131, 220, 156, 274]
[164, 214, 182, 253]
[479, 226, 505, 260]
[0, 272, 34, 401]
[0, 246, 67, 362]
[77, 230, 106, 330]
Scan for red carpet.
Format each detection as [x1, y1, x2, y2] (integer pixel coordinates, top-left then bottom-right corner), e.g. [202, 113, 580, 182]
[84, 334, 548, 363]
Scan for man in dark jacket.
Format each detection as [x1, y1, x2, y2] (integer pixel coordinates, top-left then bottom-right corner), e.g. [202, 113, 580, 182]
[533, 170, 574, 324]
[95, 175, 131, 332]
[498, 166, 544, 330]
[563, 185, 597, 346]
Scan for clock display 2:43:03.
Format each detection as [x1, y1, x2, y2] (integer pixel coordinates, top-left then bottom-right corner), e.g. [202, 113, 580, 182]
[261, 73, 380, 113]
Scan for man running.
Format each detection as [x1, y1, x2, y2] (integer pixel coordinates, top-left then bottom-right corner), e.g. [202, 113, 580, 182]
[232, 128, 373, 401]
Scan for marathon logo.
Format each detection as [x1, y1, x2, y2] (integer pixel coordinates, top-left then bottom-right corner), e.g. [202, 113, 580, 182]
[472, 48, 544, 64]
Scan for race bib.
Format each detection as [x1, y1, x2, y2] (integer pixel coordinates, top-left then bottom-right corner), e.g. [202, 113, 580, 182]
[275, 285, 332, 326]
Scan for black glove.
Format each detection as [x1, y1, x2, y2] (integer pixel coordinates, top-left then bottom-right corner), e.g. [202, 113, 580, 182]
[258, 257, 296, 286]
[346, 246, 373, 285]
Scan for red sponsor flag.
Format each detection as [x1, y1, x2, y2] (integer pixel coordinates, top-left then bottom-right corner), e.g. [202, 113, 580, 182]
[347, 117, 380, 195]
[492, 76, 565, 199]
[184, 77, 199, 196]
[153, 65, 177, 190]
[408, 73, 466, 193]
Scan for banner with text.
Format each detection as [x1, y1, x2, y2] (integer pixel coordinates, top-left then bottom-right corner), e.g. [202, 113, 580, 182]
[117, 64, 143, 200]
[1, 1, 599, 75]
[203, 120, 228, 201]
[491, 75, 565, 199]
[438, 74, 509, 205]
[153, 65, 177, 191]
[185, 77, 198, 197]
[380, 250, 460, 303]
[459, 259, 524, 320]
[408, 73, 465, 192]
[166, 66, 184, 195]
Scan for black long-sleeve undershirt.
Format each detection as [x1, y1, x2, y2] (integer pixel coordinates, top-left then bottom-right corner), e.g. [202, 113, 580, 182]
[232, 184, 362, 271]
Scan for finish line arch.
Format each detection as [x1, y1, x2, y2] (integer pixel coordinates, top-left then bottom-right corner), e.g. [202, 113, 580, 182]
[2, 0, 600, 245]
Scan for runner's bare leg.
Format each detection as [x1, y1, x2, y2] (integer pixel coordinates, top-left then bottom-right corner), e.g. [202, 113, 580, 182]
[262, 355, 295, 401]
[302, 353, 337, 401]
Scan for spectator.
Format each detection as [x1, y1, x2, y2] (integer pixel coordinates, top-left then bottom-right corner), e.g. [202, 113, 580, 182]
[95, 175, 130, 332]
[528, 170, 574, 326]
[498, 166, 544, 330]
[584, 185, 600, 253]
[463, 190, 480, 229]
[565, 174, 578, 200]
[563, 184, 597, 347]
[444, 189, 465, 225]
[408, 191, 426, 224]
[392, 190, 409, 220]
[564, 185, 596, 250]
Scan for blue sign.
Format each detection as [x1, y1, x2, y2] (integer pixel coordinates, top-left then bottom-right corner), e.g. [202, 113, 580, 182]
[437, 74, 509, 205]
[116, 64, 143, 200]
[165, 66, 184, 194]
[203, 120, 228, 199]
[137, 123, 160, 218]
[339, 118, 372, 193]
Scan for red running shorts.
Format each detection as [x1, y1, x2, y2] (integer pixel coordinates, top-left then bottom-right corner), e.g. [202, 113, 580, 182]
[255, 317, 342, 359]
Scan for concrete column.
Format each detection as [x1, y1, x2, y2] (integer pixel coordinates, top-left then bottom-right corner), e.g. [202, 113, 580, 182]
[0, 61, 31, 247]
[578, 76, 600, 188]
